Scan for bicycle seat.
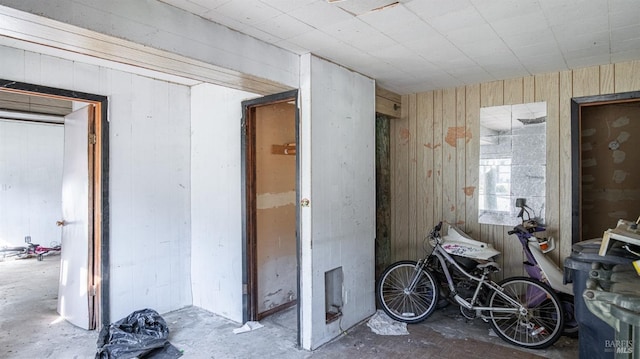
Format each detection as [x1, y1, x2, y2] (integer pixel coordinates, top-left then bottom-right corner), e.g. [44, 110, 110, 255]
[477, 261, 501, 272]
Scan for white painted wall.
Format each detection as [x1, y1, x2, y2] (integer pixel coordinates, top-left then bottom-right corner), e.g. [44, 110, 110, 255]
[0, 0, 299, 90]
[190, 83, 259, 322]
[0, 120, 63, 248]
[0, 44, 193, 320]
[299, 55, 376, 349]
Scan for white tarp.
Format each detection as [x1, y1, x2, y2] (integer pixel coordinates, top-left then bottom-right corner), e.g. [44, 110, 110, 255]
[366, 310, 409, 336]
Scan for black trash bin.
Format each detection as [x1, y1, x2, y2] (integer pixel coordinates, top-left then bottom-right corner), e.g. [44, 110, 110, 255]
[564, 238, 636, 359]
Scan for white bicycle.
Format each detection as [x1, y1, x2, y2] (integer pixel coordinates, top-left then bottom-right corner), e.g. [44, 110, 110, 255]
[376, 222, 564, 349]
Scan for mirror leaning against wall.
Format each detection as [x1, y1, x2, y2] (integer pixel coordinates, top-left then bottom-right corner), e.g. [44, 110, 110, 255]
[479, 102, 547, 226]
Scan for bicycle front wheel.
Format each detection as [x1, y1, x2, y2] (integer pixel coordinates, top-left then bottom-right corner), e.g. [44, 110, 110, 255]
[376, 260, 438, 323]
[488, 277, 563, 349]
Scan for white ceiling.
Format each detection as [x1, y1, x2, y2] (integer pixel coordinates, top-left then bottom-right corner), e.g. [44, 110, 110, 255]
[158, 0, 640, 95]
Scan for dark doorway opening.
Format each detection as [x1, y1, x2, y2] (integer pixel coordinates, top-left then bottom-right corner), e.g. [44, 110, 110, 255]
[241, 90, 299, 345]
[571, 91, 640, 243]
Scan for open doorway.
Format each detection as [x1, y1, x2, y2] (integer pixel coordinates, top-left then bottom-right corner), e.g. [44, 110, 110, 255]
[571, 91, 640, 242]
[241, 90, 299, 336]
[0, 80, 108, 330]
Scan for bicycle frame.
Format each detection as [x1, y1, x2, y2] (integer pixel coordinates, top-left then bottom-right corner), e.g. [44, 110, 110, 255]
[421, 243, 527, 318]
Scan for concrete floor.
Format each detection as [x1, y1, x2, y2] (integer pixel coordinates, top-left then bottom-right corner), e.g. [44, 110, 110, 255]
[0, 258, 578, 358]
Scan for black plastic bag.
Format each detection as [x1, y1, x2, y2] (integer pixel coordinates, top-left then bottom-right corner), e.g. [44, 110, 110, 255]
[95, 308, 182, 359]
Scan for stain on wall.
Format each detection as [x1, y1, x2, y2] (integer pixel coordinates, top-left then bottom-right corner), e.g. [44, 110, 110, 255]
[445, 126, 472, 147]
[581, 102, 640, 239]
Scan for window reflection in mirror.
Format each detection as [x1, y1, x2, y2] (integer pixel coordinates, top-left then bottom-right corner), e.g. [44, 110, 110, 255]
[479, 102, 547, 226]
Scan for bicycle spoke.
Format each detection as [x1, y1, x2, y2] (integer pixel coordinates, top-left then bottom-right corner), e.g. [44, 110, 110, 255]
[377, 262, 438, 323]
[488, 277, 563, 349]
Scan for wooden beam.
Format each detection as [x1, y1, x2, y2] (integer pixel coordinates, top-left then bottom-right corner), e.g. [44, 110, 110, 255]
[376, 86, 401, 118]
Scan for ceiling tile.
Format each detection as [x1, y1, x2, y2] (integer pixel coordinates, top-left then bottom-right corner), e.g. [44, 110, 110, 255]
[521, 53, 568, 74]
[471, 0, 541, 22]
[153, 0, 640, 94]
[445, 23, 499, 45]
[196, 9, 249, 30]
[287, 30, 343, 52]
[288, 1, 354, 29]
[405, 0, 473, 21]
[609, 2, 640, 28]
[332, 0, 409, 16]
[402, 36, 477, 68]
[236, 25, 282, 43]
[273, 39, 312, 54]
[350, 33, 398, 54]
[611, 24, 640, 42]
[490, 11, 551, 38]
[499, 27, 558, 50]
[255, 13, 315, 40]
[159, 0, 211, 15]
[318, 18, 379, 43]
[612, 38, 640, 54]
[565, 53, 612, 69]
[214, 0, 282, 26]
[257, 0, 316, 13]
[427, 5, 486, 33]
[512, 42, 563, 59]
[612, 48, 640, 64]
[358, 3, 423, 33]
[556, 31, 610, 53]
[189, 0, 232, 9]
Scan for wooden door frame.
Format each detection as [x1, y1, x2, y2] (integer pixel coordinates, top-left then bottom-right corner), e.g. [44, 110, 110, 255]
[570, 90, 640, 243]
[241, 89, 299, 326]
[0, 79, 110, 328]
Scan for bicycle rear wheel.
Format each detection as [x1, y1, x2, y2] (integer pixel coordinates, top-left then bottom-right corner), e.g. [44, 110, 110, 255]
[488, 277, 563, 349]
[376, 260, 438, 323]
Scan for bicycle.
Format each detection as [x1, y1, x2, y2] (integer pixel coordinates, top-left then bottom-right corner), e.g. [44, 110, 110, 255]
[376, 222, 564, 349]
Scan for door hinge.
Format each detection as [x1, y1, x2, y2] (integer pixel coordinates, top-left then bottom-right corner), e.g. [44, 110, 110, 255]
[242, 284, 248, 295]
[89, 133, 97, 145]
[89, 285, 97, 296]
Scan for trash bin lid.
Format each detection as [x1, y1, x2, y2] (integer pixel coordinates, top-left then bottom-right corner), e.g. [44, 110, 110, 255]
[569, 238, 636, 265]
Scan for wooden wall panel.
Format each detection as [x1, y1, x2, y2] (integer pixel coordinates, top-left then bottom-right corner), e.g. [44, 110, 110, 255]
[536, 72, 561, 264]
[523, 76, 535, 103]
[480, 81, 504, 107]
[479, 80, 507, 277]
[389, 59, 640, 277]
[433, 90, 444, 224]
[408, 94, 418, 259]
[504, 78, 523, 105]
[559, 70, 574, 262]
[455, 86, 467, 227]
[416, 92, 435, 253]
[465, 84, 480, 237]
[442, 88, 457, 225]
[615, 60, 640, 93]
[600, 64, 615, 94]
[573, 66, 600, 97]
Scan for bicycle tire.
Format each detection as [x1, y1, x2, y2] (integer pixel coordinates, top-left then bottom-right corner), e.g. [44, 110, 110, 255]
[488, 277, 564, 349]
[376, 260, 438, 324]
[559, 293, 579, 337]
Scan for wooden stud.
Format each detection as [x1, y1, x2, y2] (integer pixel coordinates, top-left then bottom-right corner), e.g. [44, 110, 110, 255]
[376, 86, 401, 118]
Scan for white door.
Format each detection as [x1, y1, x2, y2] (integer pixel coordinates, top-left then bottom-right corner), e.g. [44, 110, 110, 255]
[57, 105, 93, 329]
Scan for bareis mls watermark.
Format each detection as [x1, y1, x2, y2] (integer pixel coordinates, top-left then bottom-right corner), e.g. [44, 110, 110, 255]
[605, 340, 633, 354]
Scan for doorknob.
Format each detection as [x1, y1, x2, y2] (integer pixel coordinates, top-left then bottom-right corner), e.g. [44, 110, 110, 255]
[56, 220, 66, 227]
